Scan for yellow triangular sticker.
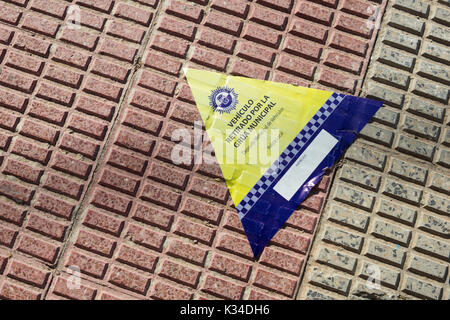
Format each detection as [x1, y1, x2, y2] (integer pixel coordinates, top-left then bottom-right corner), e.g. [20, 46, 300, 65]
[185, 69, 333, 206]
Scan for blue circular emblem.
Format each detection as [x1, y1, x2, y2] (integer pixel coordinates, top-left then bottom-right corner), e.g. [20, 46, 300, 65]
[209, 87, 238, 113]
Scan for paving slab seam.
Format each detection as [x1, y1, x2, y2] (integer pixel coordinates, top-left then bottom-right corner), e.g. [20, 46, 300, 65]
[293, 3, 392, 297]
[299, 0, 450, 300]
[44, 1, 172, 301]
[51, 0, 168, 274]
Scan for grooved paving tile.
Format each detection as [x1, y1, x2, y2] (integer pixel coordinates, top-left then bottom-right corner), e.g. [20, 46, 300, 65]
[300, 0, 450, 301]
[0, 247, 52, 300]
[0, 0, 386, 300]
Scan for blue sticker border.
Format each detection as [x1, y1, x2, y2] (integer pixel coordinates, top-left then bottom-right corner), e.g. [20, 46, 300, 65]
[237, 94, 384, 258]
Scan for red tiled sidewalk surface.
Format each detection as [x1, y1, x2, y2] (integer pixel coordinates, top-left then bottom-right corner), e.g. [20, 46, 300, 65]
[0, 0, 386, 300]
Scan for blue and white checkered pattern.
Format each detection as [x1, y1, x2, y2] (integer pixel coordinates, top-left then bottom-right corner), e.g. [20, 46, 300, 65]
[237, 93, 345, 219]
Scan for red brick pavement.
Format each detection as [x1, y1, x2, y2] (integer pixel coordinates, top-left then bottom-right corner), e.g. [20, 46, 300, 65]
[0, 0, 386, 299]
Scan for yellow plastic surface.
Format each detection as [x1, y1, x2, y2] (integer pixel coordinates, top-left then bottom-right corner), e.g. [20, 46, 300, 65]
[185, 68, 333, 206]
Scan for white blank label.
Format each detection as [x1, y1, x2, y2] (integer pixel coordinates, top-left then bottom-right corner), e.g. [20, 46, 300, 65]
[273, 130, 338, 201]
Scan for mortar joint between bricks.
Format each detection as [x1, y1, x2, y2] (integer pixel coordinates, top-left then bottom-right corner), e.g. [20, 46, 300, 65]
[48, 0, 171, 284]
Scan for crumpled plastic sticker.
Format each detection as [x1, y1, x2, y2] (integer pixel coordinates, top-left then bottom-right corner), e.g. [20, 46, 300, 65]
[185, 68, 383, 258]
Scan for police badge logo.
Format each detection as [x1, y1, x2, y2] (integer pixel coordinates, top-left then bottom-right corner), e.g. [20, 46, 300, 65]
[209, 87, 238, 113]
